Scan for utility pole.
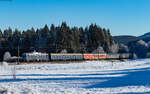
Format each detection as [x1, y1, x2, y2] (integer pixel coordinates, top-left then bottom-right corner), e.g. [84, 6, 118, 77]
[18, 45, 19, 64]
[17, 38, 22, 64]
[56, 44, 57, 53]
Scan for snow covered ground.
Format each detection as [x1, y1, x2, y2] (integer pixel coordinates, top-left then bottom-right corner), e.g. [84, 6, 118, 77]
[1, 59, 150, 94]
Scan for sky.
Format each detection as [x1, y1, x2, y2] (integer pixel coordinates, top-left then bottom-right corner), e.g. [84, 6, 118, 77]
[0, 0, 150, 36]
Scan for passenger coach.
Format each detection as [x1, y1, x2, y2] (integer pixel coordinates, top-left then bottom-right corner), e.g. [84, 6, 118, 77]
[51, 53, 83, 61]
[22, 51, 49, 62]
[83, 54, 107, 60]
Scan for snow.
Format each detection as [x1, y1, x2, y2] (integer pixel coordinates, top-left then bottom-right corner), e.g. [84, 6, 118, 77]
[1, 59, 150, 94]
[2, 61, 8, 67]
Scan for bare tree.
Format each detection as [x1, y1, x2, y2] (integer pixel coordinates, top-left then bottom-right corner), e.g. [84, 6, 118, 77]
[3, 51, 11, 61]
[109, 44, 119, 53]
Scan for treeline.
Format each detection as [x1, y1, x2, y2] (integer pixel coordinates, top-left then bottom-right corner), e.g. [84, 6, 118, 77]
[0, 22, 114, 61]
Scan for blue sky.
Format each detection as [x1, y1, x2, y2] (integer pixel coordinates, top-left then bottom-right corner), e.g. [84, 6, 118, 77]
[0, 0, 150, 36]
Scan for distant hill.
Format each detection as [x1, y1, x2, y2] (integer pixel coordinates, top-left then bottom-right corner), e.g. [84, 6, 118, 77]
[139, 32, 150, 42]
[113, 35, 140, 45]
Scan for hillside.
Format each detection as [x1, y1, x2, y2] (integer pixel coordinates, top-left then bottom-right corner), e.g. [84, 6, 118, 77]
[139, 32, 150, 42]
[113, 35, 140, 45]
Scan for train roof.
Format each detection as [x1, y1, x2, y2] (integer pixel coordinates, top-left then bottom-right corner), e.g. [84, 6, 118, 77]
[23, 51, 48, 55]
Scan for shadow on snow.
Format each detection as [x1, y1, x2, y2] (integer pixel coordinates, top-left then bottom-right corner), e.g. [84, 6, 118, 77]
[86, 67, 150, 88]
[0, 67, 150, 90]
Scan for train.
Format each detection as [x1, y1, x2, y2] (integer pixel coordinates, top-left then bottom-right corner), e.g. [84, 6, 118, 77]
[21, 51, 131, 62]
[50, 53, 130, 61]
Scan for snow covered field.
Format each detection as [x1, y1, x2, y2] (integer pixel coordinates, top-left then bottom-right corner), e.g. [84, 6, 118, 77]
[1, 59, 150, 94]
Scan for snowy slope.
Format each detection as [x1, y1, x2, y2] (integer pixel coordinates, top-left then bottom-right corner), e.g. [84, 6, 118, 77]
[0, 59, 150, 94]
